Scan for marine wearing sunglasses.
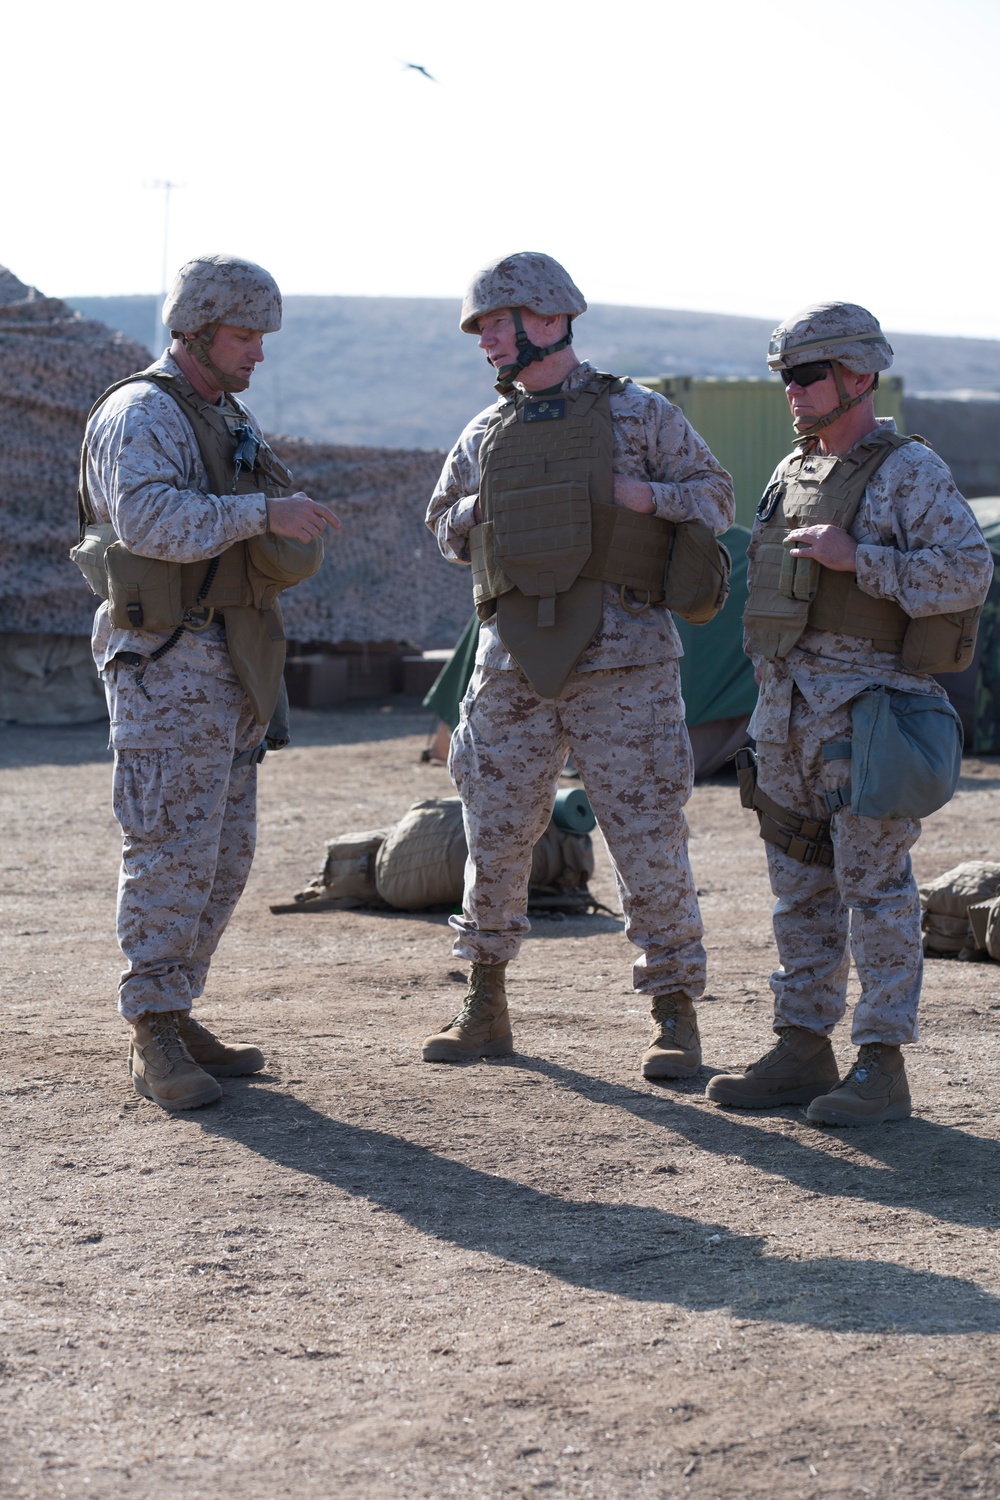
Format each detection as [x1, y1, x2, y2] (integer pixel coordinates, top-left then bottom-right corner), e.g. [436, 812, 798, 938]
[779, 360, 833, 388]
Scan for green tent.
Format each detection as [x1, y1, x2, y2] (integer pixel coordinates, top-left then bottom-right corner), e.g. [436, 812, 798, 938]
[963, 498, 1000, 754]
[423, 524, 757, 742]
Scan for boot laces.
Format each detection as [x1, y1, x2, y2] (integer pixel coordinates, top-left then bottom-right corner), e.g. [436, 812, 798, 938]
[450, 967, 504, 1028]
[751, 1028, 797, 1072]
[650, 994, 688, 1039]
[843, 1043, 884, 1086]
[147, 1011, 195, 1067]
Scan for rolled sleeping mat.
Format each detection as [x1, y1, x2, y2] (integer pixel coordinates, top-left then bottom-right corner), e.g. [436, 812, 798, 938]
[552, 786, 596, 835]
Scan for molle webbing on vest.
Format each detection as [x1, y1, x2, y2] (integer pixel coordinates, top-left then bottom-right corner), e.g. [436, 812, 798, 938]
[734, 748, 835, 868]
[473, 374, 623, 698]
[472, 500, 674, 615]
[474, 373, 673, 610]
[744, 428, 913, 661]
[807, 567, 908, 651]
[478, 373, 619, 518]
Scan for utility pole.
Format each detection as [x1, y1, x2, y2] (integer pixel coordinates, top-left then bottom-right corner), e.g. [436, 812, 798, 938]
[146, 179, 183, 355]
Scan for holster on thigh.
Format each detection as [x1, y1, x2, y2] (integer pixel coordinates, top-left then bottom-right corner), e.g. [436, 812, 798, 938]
[735, 746, 834, 868]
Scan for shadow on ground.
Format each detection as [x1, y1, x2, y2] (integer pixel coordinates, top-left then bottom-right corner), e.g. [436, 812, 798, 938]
[509, 1053, 1000, 1231]
[197, 1082, 999, 1335]
[0, 698, 434, 769]
[0, 720, 112, 770]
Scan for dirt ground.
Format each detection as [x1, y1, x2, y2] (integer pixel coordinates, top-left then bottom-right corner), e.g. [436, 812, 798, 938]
[2, 699, 999, 1500]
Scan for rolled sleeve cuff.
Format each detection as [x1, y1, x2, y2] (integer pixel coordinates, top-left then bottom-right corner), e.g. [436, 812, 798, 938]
[854, 542, 897, 598]
[439, 495, 479, 562]
[649, 482, 733, 535]
[650, 483, 679, 521]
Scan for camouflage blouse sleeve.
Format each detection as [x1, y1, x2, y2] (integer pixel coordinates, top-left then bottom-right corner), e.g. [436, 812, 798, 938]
[610, 383, 735, 535]
[425, 404, 495, 564]
[854, 444, 994, 618]
[86, 384, 270, 563]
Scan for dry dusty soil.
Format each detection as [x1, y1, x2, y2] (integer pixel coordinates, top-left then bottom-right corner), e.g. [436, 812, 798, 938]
[2, 699, 999, 1500]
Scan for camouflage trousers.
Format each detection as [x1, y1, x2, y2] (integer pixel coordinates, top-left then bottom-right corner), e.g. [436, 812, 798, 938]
[449, 660, 706, 999]
[102, 626, 264, 1022]
[756, 688, 922, 1045]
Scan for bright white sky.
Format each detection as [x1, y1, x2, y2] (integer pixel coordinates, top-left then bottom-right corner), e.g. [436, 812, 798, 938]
[4, 0, 998, 338]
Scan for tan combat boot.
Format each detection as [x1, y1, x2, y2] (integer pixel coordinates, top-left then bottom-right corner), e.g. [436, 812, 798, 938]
[129, 1010, 223, 1112]
[705, 1025, 839, 1108]
[641, 993, 701, 1080]
[422, 962, 513, 1062]
[177, 1013, 265, 1077]
[806, 1043, 912, 1126]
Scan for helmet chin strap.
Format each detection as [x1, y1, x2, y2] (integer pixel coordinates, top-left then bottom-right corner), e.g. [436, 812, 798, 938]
[792, 363, 873, 436]
[493, 308, 573, 395]
[181, 325, 250, 395]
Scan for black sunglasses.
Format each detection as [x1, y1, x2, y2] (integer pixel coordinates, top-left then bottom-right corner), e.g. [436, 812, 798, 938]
[780, 361, 833, 388]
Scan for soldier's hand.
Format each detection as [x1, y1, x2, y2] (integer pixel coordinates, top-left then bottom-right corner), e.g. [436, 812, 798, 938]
[266, 492, 342, 541]
[786, 523, 858, 571]
[613, 474, 655, 514]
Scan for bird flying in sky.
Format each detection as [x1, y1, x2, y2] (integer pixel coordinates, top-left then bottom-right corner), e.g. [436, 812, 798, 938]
[402, 62, 437, 82]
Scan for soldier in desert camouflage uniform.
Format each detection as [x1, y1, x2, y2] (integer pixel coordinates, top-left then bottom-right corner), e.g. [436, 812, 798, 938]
[422, 252, 734, 1073]
[707, 302, 993, 1125]
[79, 255, 339, 1111]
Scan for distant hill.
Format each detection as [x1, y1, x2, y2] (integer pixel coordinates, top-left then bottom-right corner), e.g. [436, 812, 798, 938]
[67, 294, 1000, 452]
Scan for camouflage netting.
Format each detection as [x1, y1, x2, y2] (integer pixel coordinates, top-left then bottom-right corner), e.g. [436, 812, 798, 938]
[0, 265, 472, 649]
[0, 266, 152, 635]
[267, 438, 468, 647]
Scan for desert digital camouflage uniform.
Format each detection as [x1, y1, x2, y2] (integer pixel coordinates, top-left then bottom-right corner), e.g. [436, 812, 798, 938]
[427, 359, 734, 994]
[749, 421, 994, 1043]
[86, 351, 273, 1021]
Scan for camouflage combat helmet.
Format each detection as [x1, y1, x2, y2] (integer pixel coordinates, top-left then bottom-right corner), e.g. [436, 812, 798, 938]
[768, 301, 893, 436]
[162, 254, 281, 393]
[461, 251, 587, 394]
[162, 254, 282, 337]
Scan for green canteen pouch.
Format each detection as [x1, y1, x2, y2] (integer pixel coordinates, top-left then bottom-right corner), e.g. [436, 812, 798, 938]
[105, 542, 184, 632]
[69, 522, 117, 598]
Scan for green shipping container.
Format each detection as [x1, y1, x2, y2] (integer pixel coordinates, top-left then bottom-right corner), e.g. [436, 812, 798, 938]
[633, 374, 905, 528]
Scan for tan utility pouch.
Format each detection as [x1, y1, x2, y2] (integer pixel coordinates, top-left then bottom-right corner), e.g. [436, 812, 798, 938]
[106, 543, 184, 632]
[663, 520, 732, 624]
[246, 534, 325, 611]
[901, 608, 981, 674]
[743, 535, 813, 659]
[69, 522, 117, 598]
[779, 539, 820, 602]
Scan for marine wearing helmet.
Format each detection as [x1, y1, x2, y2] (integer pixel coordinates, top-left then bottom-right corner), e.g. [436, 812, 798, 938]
[767, 301, 894, 436]
[162, 254, 282, 394]
[460, 251, 587, 393]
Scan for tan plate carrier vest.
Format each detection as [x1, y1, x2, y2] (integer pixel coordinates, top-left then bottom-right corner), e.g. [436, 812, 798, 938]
[744, 427, 980, 673]
[72, 366, 323, 723]
[468, 372, 730, 699]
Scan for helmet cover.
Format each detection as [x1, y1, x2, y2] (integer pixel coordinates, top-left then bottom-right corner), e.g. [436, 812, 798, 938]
[767, 301, 893, 374]
[162, 254, 282, 335]
[460, 252, 586, 333]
